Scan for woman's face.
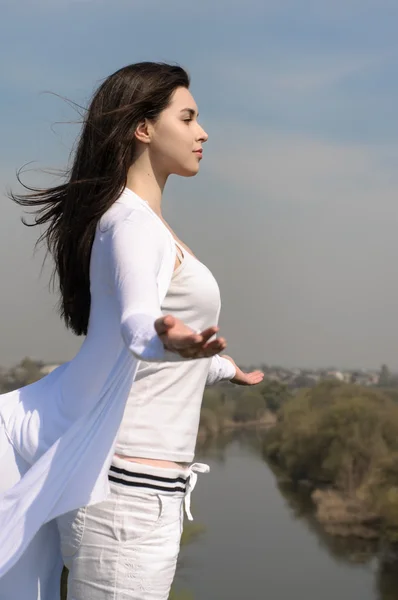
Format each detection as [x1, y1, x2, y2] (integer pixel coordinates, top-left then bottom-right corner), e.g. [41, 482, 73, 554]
[149, 87, 208, 178]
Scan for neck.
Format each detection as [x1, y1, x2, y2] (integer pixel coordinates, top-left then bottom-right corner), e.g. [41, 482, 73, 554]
[126, 150, 168, 216]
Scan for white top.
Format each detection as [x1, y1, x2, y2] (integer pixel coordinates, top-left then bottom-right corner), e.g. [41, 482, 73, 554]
[0, 187, 235, 587]
[115, 241, 222, 461]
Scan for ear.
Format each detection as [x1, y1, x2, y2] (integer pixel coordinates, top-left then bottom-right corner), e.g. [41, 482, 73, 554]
[134, 120, 152, 144]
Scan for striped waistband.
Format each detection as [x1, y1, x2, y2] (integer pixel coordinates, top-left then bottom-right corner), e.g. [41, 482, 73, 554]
[108, 457, 190, 496]
[108, 457, 210, 520]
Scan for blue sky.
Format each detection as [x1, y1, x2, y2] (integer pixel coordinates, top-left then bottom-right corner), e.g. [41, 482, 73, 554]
[1, 0, 398, 368]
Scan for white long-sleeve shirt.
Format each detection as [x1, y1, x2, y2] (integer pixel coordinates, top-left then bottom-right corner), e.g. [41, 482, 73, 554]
[115, 237, 225, 461]
[0, 187, 235, 588]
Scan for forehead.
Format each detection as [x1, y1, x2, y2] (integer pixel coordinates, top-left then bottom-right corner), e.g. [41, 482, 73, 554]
[169, 87, 198, 112]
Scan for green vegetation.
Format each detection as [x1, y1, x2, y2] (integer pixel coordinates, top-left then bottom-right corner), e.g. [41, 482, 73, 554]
[263, 380, 398, 541]
[169, 590, 194, 600]
[0, 357, 44, 392]
[198, 379, 291, 438]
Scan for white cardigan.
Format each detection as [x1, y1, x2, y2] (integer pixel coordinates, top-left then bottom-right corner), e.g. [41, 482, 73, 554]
[0, 188, 235, 586]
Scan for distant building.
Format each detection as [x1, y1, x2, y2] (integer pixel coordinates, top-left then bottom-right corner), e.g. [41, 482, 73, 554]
[326, 370, 345, 381]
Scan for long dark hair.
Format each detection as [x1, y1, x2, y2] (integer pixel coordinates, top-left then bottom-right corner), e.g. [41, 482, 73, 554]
[9, 62, 190, 336]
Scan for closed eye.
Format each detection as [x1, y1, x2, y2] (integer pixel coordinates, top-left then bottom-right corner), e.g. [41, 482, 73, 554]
[181, 108, 198, 122]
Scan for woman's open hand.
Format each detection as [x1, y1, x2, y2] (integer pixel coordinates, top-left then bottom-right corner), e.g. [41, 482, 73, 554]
[222, 355, 264, 386]
[155, 315, 226, 359]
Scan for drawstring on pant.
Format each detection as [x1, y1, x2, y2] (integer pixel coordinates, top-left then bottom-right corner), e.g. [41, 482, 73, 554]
[183, 462, 210, 521]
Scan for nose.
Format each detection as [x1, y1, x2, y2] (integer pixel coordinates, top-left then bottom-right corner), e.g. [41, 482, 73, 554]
[197, 124, 208, 143]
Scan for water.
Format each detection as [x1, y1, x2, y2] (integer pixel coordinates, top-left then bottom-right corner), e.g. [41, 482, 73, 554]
[174, 431, 398, 600]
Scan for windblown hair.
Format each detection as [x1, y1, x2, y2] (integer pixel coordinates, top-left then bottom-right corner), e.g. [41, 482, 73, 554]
[9, 62, 190, 336]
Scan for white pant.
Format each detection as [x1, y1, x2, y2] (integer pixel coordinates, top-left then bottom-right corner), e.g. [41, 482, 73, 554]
[57, 457, 209, 600]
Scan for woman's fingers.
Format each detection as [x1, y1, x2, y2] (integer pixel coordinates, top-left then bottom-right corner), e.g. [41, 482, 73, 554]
[195, 338, 227, 357]
[249, 370, 264, 378]
[155, 315, 226, 357]
[175, 337, 227, 359]
[189, 327, 221, 348]
[178, 326, 219, 349]
[204, 337, 226, 351]
[198, 326, 219, 340]
[154, 315, 175, 335]
[249, 374, 264, 384]
[242, 371, 265, 385]
[230, 368, 265, 386]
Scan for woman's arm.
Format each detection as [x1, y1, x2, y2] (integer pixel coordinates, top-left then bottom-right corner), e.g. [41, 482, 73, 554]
[104, 211, 226, 362]
[206, 354, 264, 386]
[206, 354, 237, 385]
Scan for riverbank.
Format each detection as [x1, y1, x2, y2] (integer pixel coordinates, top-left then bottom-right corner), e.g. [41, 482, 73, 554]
[263, 379, 398, 542]
[177, 434, 394, 600]
[197, 380, 288, 440]
[197, 411, 277, 441]
[311, 489, 380, 539]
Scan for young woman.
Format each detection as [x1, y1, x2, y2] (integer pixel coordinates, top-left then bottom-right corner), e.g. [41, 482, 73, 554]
[0, 62, 263, 600]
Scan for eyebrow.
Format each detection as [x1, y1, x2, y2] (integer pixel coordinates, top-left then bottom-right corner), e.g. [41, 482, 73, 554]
[180, 108, 199, 117]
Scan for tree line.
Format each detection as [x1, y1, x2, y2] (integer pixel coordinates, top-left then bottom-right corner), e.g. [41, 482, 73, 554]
[263, 379, 398, 541]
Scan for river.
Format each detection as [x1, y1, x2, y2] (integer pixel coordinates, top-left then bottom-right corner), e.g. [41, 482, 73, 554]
[173, 431, 398, 600]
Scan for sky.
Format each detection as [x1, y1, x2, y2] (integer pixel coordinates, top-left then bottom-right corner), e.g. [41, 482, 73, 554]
[1, 0, 398, 370]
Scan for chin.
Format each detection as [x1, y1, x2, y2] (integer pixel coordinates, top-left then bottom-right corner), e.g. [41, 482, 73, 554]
[176, 164, 200, 178]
